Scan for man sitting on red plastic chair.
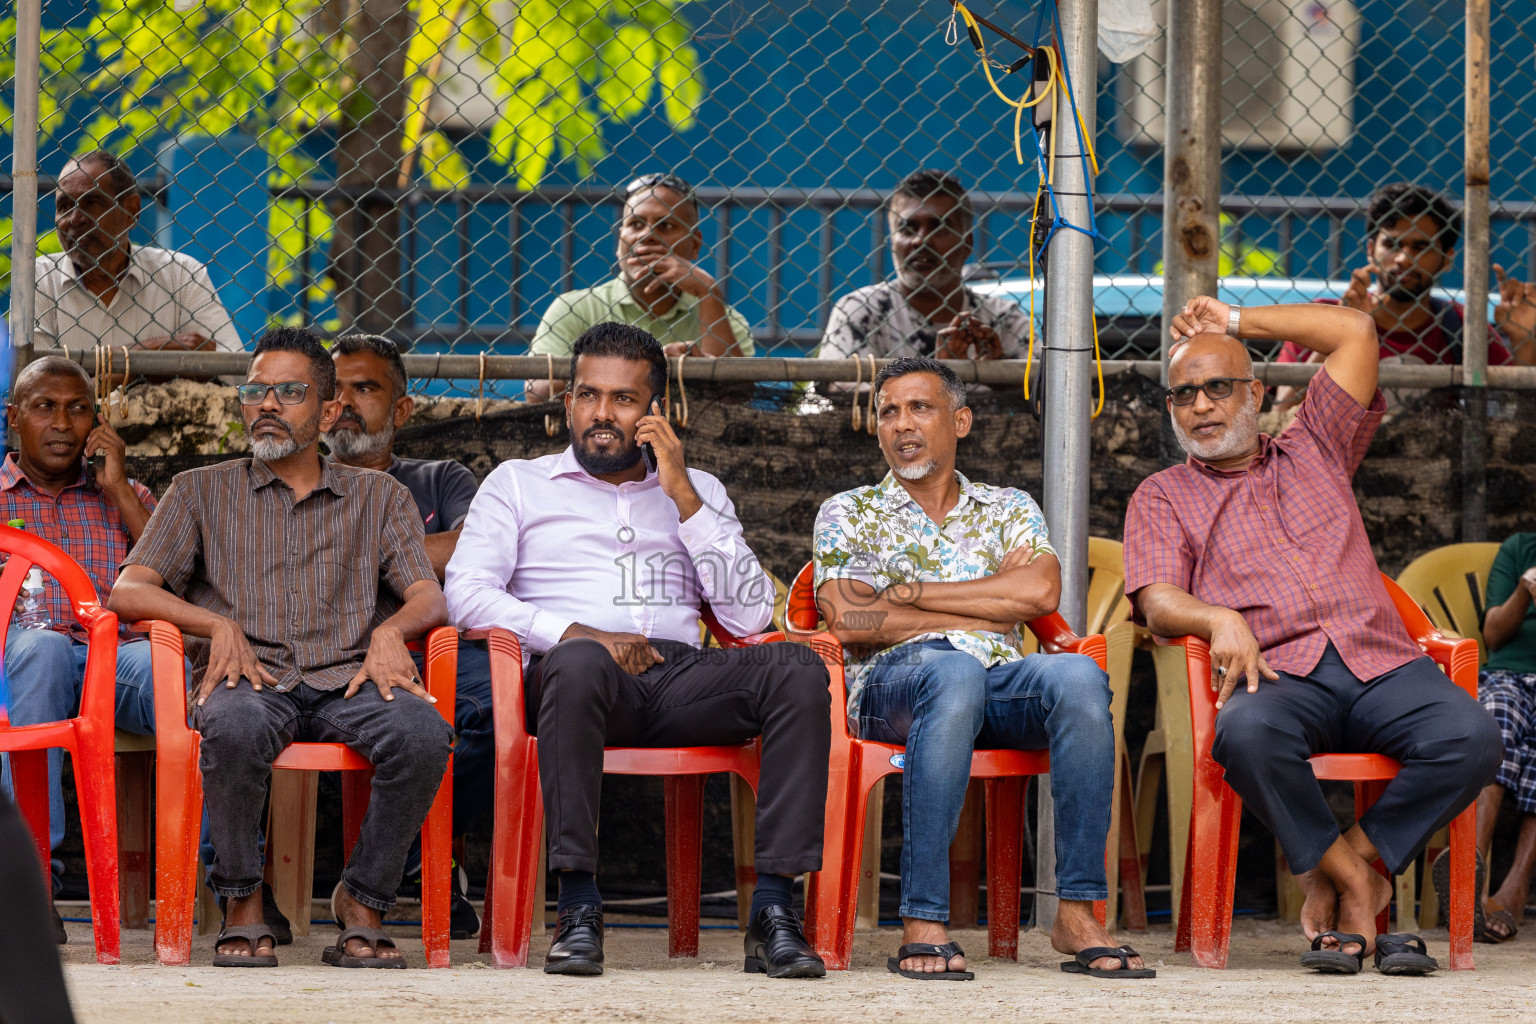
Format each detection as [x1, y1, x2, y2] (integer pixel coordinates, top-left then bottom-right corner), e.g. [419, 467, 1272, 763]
[445, 322, 831, 979]
[0, 355, 158, 942]
[813, 357, 1146, 981]
[106, 327, 453, 969]
[1124, 297, 1500, 975]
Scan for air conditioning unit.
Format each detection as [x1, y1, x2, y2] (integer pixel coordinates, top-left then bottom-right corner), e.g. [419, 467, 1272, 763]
[1119, 0, 1360, 151]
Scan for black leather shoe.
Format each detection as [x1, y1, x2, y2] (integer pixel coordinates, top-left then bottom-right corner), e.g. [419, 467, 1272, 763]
[544, 905, 604, 975]
[744, 905, 825, 978]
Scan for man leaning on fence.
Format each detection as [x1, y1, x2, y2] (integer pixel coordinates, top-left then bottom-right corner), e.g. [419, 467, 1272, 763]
[27, 150, 241, 355]
[812, 356, 1150, 981]
[107, 326, 452, 969]
[324, 332, 490, 937]
[524, 173, 753, 400]
[448, 321, 830, 979]
[0, 356, 159, 943]
[817, 170, 1028, 371]
[1124, 296, 1501, 975]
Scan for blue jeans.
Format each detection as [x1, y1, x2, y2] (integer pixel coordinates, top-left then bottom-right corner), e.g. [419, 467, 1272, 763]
[856, 640, 1114, 922]
[1, 629, 161, 891]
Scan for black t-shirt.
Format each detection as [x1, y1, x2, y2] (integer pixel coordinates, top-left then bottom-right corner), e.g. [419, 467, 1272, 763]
[386, 457, 478, 533]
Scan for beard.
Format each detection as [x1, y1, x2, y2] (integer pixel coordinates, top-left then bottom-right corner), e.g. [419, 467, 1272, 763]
[1381, 272, 1432, 303]
[892, 458, 938, 481]
[1172, 391, 1260, 462]
[248, 409, 320, 464]
[572, 421, 643, 475]
[325, 413, 394, 464]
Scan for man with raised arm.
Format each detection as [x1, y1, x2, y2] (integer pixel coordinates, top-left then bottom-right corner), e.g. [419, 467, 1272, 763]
[447, 322, 829, 979]
[813, 356, 1148, 981]
[1124, 298, 1500, 974]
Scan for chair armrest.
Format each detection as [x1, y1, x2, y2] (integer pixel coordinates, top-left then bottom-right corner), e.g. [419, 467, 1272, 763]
[1024, 612, 1109, 672]
[1418, 633, 1480, 699]
[421, 626, 460, 718]
[75, 603, 123, 728]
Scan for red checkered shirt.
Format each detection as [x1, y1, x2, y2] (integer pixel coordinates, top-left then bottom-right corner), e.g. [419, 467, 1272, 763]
[0, 453, 155, 634]
[1123, 366, 1421, 680]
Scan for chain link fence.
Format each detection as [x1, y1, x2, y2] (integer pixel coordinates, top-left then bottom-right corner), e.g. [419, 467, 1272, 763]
[3, 0, 1535, 395]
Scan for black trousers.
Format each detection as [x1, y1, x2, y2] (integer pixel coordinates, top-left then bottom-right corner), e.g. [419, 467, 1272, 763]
[1212, 643, 1502, 876]
[0, 789, 75, 1024]
[526, 638, 831, 876]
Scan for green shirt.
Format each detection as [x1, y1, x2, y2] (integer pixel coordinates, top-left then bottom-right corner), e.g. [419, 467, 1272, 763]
[1486, 532, 1536, 674]
[529, 276, 754, 357]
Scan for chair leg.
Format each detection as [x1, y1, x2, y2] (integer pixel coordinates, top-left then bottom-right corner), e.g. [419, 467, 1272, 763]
[1186, 773, 1242, 968]
[1116, 753, 1148, 932]
[419, 756, 453, 968]
[267, 770, 318, 938]
[73, 736, 123, 965]
[948, 780, 983, 929]
[729, 774, 757, 930]
[855, 780, 884, 930]
[1447, 804, 1476, 970]
[154, 739, 204, 965]
[1133, 741, 1165, 877]
[983, 776, 1025, 961]
[664, 775, 705, 958]
[10, 747, 51, 871]
[115, 749, 153, 930]
[487, 741, 543, 968]
[805, 757, 868, 972]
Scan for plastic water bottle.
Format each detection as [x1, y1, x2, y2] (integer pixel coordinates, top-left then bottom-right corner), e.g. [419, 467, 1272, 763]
[15, 566, 50, 630]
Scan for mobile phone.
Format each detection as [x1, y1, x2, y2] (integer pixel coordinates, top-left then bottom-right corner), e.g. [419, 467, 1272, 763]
[642, 399, 659, 474]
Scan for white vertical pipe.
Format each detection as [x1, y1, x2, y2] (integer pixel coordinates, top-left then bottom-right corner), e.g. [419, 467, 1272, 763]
[9, 0, 43, 377]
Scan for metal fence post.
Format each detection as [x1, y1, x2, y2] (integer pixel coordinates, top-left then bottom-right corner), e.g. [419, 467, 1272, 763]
[1038, 0, 1098, 932]
[8, 0, 44, 383]
[1461, 0, 1490, 542]
[1159, 0, 1222, 387]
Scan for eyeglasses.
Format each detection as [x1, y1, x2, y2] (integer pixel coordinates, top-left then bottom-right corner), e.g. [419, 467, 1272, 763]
[235, 381, 311, 406]
[623, 172, 695, 199]
[1164, 377, 1256, 406]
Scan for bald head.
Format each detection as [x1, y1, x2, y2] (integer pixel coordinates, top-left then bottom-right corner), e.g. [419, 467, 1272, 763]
[10, 357, 93, 407]
[1168, 333, 1253, 386]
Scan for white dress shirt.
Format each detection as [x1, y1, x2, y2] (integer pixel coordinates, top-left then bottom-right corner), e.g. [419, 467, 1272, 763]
[445, 447, 774, 662]
[29, 245, 243, 352]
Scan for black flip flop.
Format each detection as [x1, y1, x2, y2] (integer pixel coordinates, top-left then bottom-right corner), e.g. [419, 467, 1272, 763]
[322, 926, 408, 969]
[212, 923, 279, 968]
[1060, 945, 1156, 979]
[886, 941, 974, 980]
[1373, 933, 1439, 976]
[1299, 931, 1366, 974]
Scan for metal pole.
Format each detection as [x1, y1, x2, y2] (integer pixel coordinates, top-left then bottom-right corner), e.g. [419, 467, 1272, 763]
[1159, 0, 1222, 384]
[1461, 0, 1490, 541]
[1038, 0, 1098, 932]
[8, 0, 43, 382]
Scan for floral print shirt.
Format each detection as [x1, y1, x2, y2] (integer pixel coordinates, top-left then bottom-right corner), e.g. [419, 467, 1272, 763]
[812, 471, 1056, 720]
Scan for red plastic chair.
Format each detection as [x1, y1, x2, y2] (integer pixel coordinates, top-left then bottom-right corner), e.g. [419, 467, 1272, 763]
[473, 608, 782, 968]
[147, 621, 460, 967]
[0, 524, 122, 964]
[1156, 572, 1480, 970]
[786, 562, 1110, 970]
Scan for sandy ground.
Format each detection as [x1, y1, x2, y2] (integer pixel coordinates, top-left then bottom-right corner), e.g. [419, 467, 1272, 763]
[56, 910, 1536, 1024]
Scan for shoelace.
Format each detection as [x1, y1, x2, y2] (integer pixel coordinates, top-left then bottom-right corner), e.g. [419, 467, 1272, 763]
[558, 907, 604, 933]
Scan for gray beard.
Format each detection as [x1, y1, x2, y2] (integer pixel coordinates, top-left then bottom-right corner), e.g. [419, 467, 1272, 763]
[892, 458, 938, 481]
[251, 435, 300, 462]
[325, 421, 394, 463]
[1172, 392, 1260, 462]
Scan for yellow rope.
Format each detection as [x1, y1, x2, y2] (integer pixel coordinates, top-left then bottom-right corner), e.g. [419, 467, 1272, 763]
[958, 3, 1055, 166]
[674, 352, 690, 428]
[850, 355, 863, 431]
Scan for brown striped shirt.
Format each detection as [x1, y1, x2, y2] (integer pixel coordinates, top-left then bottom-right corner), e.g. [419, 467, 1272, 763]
[124, 456, 436, 691]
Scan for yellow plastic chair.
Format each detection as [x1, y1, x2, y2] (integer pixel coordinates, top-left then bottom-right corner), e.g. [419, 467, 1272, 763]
[1395, 542, 1500, 927]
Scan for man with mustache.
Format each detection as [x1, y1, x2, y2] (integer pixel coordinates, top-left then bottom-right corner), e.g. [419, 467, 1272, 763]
[1275, 183, 1536, 406]
[525, 173, 752, 400]
[812, 357, 1143, 981]
[1125, 298, 1500, 974]
[27, 150, 240, 353]
[448, 322, 831, 979]
[817, 170, 1028, 367]
[108, 327, 451, 968]
[324, 333, 488, 937]
[0, 356, 158, 941]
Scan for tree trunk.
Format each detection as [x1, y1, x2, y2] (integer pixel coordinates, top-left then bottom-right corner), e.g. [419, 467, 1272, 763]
[329, 0, 412, 334]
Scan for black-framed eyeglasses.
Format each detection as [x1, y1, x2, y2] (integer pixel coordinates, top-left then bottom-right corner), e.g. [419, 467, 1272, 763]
[623, 172, 695, 199]
[235, 381, 311, 406]
[1164, 377, 1256, 406]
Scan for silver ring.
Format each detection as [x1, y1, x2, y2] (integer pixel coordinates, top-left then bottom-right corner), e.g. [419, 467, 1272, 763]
[1216, 666, 1228, 677]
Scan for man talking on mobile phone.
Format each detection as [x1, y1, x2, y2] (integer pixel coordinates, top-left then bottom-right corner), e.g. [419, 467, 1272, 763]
[446, 322, 832, 980]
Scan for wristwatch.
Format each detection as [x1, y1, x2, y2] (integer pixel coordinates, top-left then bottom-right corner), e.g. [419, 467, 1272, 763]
[1226, 306, 1242, 338]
